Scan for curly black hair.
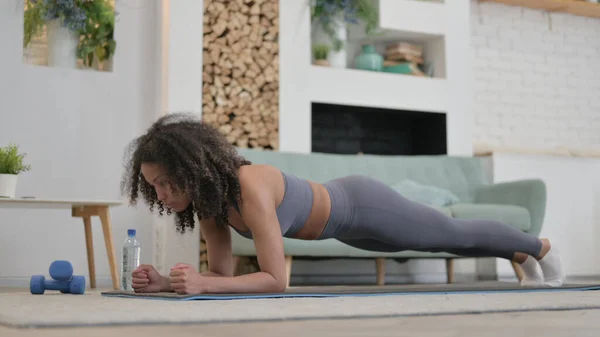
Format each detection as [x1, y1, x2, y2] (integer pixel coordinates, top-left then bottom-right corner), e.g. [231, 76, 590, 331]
[120, 112, 252, 233]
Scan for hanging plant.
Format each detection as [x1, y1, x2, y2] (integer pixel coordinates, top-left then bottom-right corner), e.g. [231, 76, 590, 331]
[311, 0, 379, 51]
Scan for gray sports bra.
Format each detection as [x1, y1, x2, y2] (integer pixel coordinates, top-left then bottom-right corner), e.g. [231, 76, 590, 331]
[229, 171, 313, 239]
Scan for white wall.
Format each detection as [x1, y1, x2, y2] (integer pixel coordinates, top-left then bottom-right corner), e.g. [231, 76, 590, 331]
[278, 0, 311, 154]
[469, 0, 600, 282]
[471, 1, 600, 154]
[491, 153, 600, 280]
[153, 0, 204, 276]
[0, 0, 160, 287]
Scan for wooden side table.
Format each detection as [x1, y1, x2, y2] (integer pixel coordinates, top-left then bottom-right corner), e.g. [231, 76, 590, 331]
[0, 198, 124, 290]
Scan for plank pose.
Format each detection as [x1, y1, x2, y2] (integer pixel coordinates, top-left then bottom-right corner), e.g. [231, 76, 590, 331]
[121, 113, 564, 295]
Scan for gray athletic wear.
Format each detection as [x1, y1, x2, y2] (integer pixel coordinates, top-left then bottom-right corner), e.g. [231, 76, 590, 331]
[230, 172, 542, 260]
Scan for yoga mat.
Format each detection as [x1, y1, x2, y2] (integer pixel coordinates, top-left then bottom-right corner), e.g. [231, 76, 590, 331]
[101, 282, 600, 301]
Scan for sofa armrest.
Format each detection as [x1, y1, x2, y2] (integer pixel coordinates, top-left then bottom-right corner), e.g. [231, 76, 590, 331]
[474, 179, 547, 237]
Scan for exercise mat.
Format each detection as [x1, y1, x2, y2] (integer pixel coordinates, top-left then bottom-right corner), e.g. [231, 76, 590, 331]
[101, 282, 600, 301]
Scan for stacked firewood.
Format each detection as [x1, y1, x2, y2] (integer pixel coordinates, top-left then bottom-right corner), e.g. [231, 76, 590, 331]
[202, 0, 280, 150]
[200, 0, 279, 273]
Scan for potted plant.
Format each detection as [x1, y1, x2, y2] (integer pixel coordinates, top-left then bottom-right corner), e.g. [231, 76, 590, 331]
[0, 144, 32, 199]
[313, 44, 331, 66]
[310, 0, 379, 68]
[23, 0, 117, 71]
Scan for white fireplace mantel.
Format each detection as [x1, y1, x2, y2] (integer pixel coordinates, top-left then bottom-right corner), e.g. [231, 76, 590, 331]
[279, 0, 473, 156]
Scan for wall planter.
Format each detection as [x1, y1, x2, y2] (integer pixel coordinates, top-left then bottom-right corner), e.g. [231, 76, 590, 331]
[46, 20, 80, 69]
[23, 0, 117, 71]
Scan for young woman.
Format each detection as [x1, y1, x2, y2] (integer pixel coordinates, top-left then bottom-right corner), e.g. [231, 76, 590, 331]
[122, 113, 564, 295]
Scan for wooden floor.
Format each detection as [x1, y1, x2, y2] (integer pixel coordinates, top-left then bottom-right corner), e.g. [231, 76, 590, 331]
[3, 284, 600, 337]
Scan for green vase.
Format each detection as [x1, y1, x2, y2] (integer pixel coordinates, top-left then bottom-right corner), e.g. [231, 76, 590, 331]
[354, 44, 383, 72]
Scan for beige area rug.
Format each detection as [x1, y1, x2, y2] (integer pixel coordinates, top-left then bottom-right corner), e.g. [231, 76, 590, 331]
[3, 289, 600, 328]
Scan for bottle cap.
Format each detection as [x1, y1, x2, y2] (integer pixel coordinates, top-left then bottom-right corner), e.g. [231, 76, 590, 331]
[127, 229, 136, 236]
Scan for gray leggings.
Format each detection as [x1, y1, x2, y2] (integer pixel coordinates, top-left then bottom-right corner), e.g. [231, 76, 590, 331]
[320, 175, 542, 260]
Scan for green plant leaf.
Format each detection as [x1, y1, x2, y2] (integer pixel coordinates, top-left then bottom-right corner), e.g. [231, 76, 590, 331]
[96, 46, 107, 61]
[0, 144, 31, 175]
[107, 40, 117, 53]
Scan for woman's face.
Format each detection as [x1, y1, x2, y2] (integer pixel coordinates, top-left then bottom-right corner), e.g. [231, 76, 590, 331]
[141, 163, 191, 212]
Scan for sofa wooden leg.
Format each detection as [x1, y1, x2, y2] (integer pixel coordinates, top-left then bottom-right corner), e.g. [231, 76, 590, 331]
[446, 258, 454, 284]
[511, 261, 524, 282]
[376, 258, 386, 285]
[285, 255, 292, 288]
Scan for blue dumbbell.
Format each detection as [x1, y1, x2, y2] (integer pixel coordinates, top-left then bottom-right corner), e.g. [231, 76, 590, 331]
[30, 260, 86, 295]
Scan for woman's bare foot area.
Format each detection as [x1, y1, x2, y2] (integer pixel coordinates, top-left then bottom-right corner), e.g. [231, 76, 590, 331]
[536, 238, 551, 260]
[511, 238, 551, 264]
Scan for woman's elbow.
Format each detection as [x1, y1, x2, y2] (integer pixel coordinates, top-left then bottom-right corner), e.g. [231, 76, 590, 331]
[267, 275, 287, 293]
[271, 281, 287, 293]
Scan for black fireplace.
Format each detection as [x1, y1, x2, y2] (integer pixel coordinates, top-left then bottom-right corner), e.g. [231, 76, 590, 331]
[311, 102, 447, 155]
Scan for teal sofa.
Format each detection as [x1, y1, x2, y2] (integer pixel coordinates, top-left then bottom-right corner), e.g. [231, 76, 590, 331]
[229, 148, 547, 285]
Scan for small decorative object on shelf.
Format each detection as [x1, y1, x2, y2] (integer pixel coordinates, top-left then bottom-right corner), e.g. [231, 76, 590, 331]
[382, 42, 427, 76]
[354, 44, 383, 72]
[23, 0, 117, 71]
[0, 144, 32, 199]
[310, 0, 379, 68]
[313, 44, 331, 66]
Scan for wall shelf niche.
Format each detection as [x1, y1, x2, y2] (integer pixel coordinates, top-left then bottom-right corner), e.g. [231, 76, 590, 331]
[311, 0, 447, 81]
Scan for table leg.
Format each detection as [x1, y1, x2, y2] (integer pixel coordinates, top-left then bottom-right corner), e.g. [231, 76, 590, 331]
[98, 206, 120, 290]
[83, 216, 96, 288]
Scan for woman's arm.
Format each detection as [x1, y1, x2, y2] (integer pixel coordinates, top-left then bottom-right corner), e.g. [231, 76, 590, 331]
[200, 218, 235, 277]
[201, 203, 287, 293]
[200, 168, 288, 294]
[170, 209, 287, 294]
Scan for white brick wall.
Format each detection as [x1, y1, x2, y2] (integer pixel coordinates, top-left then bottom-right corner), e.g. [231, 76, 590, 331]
[470, 1, 600, 153]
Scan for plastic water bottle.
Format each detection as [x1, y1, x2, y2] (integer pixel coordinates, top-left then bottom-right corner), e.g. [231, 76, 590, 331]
[120, 229, 141, 291]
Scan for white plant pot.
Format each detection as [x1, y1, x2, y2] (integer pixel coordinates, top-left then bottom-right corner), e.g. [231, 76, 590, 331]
[46, 20, 80, 69]
[312, 16, 347, 69]
[0, 174, 18, 199]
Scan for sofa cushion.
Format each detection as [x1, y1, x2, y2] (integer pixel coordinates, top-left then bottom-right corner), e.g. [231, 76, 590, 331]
[432, 206, 452, 217]
[235, 148, 490, 203]
[447, 203, 531, 232]
[392, 179, 460, 207]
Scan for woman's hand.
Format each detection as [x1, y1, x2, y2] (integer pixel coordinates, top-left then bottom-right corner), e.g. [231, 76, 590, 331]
[131, 264, 170, 293]
[169, 263, 206, 294]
